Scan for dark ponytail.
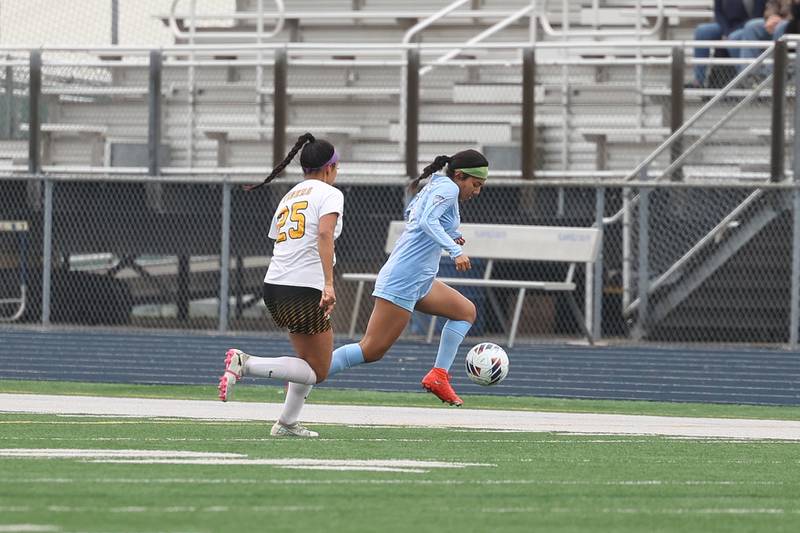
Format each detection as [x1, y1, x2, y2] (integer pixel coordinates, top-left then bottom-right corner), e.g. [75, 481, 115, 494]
[408, 155, 451, 194]
[244, 132, 315, 191]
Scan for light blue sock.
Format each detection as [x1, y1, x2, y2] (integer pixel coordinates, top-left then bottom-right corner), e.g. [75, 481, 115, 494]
[434, 320, 472, 371]
[328, 343, 365, 377]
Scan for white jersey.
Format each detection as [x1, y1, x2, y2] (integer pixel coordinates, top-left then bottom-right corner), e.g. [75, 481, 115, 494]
[265, 179, 344, 291]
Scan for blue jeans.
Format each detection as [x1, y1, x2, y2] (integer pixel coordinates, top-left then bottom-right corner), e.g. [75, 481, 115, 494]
[737, 18, 790, 74]
[693, 22, 746, 85]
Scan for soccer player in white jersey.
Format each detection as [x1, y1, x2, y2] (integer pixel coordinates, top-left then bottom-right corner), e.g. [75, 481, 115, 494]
[218, 133, 343, 438]
[325, 149, 489, 406]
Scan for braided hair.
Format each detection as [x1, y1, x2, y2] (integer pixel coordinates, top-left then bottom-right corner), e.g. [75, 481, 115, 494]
[245, 132, 336, 191]
[408, 149, 489, 194]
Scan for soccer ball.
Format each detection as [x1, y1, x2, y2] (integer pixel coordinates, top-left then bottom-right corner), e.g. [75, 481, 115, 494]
[465, 342, 509, 386]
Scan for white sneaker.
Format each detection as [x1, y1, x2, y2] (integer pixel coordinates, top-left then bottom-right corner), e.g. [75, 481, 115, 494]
[218, 349, 250, 402]
[270, 421, 319, 438]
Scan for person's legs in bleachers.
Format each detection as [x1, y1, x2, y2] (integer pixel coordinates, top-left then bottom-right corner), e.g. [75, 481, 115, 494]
[693, 22, 724, 87]
[736, 18, 771, 73]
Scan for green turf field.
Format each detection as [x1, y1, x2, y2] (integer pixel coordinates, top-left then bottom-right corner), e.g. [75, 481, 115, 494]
[2, 380, 800, 532]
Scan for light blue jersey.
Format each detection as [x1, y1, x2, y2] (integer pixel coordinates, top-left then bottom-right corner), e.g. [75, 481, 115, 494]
[373, 174, 462, 310]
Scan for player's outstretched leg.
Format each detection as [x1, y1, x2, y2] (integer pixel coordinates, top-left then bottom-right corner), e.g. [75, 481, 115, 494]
[219, 348, 318, 402]
[218, 349, 250, 402]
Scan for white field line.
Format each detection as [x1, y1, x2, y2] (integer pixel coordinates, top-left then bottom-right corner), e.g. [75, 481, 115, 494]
[2, 435, 798, 445]
[0, 449, 490, 473]
[0, 527, 60, 532]
[0, 449, 245, 458]
[480, 507, 791, 515]
[2, 393, 800, 440]
[84, 457, 489, 468]
[1, 477, 791, 487]
[2, 505, 795, 516]
[0, 505, 323, 513]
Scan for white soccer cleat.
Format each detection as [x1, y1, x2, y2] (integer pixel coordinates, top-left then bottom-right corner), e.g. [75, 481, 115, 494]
[218, 348, 250, 402]
[270, 421, 319, 438]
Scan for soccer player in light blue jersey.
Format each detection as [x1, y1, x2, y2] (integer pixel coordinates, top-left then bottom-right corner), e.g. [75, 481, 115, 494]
[327, 149, 489, 405]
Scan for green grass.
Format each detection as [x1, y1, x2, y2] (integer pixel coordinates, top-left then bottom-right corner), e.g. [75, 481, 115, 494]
[1, 412, 799, 533]
[2, 380, 800, 531]
[2, 378, 800, 420]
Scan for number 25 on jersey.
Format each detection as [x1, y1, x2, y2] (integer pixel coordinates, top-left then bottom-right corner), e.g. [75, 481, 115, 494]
[275, 201, 308, 243]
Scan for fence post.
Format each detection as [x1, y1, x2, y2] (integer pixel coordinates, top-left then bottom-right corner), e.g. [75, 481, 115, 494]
[634, 167, 650, 339]
[592, 187, 605, 339]
[789, 46, 800, 347]
[406, 49, 419, 179]
[148, 50, 162, 176]
[670, 47, 684, 181]
[522, 47, 536, 179]
[111, 0, 119, 45]
[28, 50, 41, 174]
[41, 178, 53, 326]
[218, 179, 232, 333]
[3, 58, 14, 139]
[273, 48, 287, 167]
[771, 40, 787, 182]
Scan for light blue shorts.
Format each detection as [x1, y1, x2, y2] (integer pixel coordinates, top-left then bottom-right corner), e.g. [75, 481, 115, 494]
[373, 277, 435, 313]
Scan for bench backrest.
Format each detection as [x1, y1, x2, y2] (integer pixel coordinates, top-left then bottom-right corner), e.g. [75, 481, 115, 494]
[384, 221, 600, 263]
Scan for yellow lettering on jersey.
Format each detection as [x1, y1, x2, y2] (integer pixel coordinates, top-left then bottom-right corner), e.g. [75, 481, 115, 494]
[276, 200, 309, 243]
[283, 187, 312, 202]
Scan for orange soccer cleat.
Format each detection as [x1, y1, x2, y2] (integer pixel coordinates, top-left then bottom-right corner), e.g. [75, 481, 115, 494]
[421, 367, 463, 406]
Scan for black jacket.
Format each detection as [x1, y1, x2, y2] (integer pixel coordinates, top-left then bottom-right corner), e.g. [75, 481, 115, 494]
[715, 0, 767, 36]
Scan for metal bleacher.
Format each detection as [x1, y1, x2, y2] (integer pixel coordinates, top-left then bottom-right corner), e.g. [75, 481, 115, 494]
[1, 0, 773, 182]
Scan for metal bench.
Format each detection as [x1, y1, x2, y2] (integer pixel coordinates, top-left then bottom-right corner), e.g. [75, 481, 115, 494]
[342, 221, 601, 347]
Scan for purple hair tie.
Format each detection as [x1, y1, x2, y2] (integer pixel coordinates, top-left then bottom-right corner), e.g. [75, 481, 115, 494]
[302, 150, 339, 174]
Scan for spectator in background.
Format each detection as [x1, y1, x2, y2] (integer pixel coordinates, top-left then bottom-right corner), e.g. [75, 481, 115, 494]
[690, 0, 767, 87]
[785, 0, 800, 33]
[735, 0, 791, 77]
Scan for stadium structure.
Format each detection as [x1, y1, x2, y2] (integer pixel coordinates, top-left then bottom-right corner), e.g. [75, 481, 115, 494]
[1, 0, 799, 348]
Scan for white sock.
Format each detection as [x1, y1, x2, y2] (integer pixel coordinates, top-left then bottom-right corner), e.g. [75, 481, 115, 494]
[243, 356, 317, 385]
[279, 382, 313, 426]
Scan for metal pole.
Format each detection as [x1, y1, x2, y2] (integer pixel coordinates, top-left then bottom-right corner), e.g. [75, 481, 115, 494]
[792, 187, 800, 348]
[177, 254, 189, 321]
[406, 49, 420, 179]
[187, 0, 197, 167]
[522, 47, 536, 179]
[3, 58, 13, 138]
[771, 40, 787, 182]
[273, 47, 287, 167]
[41, 178, 53, 325]
[789, 49, 800, 347]
[148, 50, 162, 176]
[111, 0, 119, 45]
[592, 187, 605, 339]
[218, 180, 232, 332]
[670, 46, 684, 181]
[635, 168, 650, 339]
[28, 50, 41, 174]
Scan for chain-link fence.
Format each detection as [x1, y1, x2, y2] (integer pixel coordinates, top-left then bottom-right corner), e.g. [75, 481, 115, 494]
[4, 174, 800, 348]
[3, 36, 800, 347]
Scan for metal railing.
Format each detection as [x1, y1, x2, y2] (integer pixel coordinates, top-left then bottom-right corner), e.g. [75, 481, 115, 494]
[605, 39, 794, 342]
[540, 0, 665, 37]
[0, 39, 788, 181]
[167, 0, 286, 41]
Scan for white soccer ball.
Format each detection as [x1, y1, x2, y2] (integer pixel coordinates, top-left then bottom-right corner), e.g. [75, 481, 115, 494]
[465, 342, 509, 386]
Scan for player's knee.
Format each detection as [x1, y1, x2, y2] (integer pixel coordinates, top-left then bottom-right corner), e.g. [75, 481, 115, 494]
[360, 338, 389, 362]
[462, 300, 477, 324]
[315, 368, 328, 383]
